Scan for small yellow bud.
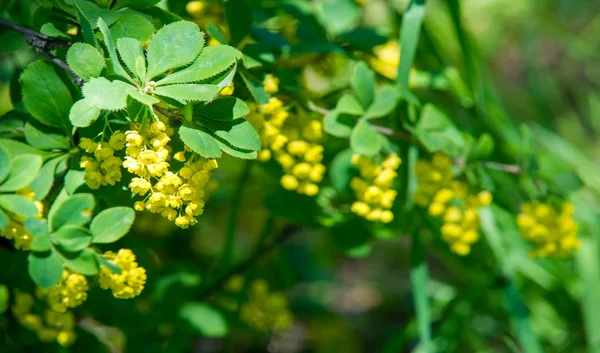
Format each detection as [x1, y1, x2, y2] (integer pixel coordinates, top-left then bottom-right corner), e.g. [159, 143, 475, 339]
[263, 74, 280, 94]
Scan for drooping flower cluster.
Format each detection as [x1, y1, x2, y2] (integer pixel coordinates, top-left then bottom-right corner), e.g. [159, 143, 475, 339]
[247, 98, 327, 196]
[123, 121, 217, 228]
[350, 153, 401, 223]
[414, 153, 493, 255]
[12, 290, 77, 347]
[239, 279, 293, 333]
[98, 249, 147, 299]
[517, 202, 580, 258]
[246, 98, 290, 162]
[79, 131, 126, 190]
[0, 187, 44, 250]
[37, 270, 89, 313]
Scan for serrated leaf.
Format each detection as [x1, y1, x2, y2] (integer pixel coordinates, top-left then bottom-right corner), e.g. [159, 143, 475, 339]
[40, 23, 69, 39]
[29, 156, 66, 201]
[336, 94, 364, 116]
[193, 97, 250, 121]
[179, 303, 229, 337]
[240, 71, 269, 105]
[206, 23, 228, 44]
[73, 0, 96, 45]
[126, 88, 160, 106]
[24, 123, 70, 150]
[215, 139, 257, 159]
[351, 62, 375, 108]
[82, 78, 130, 111]
[117, 37, 144, 80]
[69, 99, 102, 127]
[0, 145, 10, 184]
[50, 193, 95, 231]
[324, 111, 354, 138]
[212, 64, 237, 90]
[201, 118, 261, 151]
[146, 21, 205, 80]
[77, 0, 119, 28]
[59, 248, 99, 275]
[97, 17, 133, 81]
[350, 120, 382, 156]
[90, 207, 135, 244]
[156, 45, 241, 86]
[110, 13, 155, 43]
[0, 154, 43, 192]
[52, 225, 92, 252]
[66, 43, 105, 81]
[30, 233, 52, 252]
[28, 251, 64, 288]
[21, 61, 73, 131]
[135, 56, 146, 83]
[153, 84, 219, 103]
[179, 124, 222, 158]
[363, 85, 399, 119]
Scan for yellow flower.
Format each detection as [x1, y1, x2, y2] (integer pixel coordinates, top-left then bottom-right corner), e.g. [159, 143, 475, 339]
[99, 249, 147, 299]
[186, 1, 205, 17]
[41, 270, 89, 313]
[369, 41, 400, 79]
[263, 74, 280, 94]
[220, 84, 234, 96]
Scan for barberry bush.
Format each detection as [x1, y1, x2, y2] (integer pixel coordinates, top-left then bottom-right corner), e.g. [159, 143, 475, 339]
[0, 0, 599, 352]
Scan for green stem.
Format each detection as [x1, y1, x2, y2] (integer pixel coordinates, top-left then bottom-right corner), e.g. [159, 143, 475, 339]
[218, 161, 252, 272]
[411, 232, 432, 352]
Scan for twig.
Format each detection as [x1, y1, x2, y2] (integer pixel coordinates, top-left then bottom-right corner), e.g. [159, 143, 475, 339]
[454, 158, 521, 174]
[0, 18, 83, 86]
[198, 224, 300, 301]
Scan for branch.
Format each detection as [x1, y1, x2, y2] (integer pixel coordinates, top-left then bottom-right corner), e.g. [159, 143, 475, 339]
[0, 18, 83, 86]
[198, 224, 300, 301]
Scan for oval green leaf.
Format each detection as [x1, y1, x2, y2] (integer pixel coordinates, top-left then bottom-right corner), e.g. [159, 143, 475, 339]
[90, 207, 135, 244]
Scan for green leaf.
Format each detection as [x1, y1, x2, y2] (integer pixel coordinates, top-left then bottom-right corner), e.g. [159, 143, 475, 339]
[201, 119, 261, 152]
[77, 0, 119, 28]
[213, 64, 237, 90]
[206, 23, 228, 45]
[49, 193, 95, 231]
[0, 155, 43, 192]
[66, 43, 105, 81]
[117, 38, 145, 80]
[146, 21, 205, 80]
[30, 233, 52, 252]
[363, 85, 399, 119]
[179, 303, 229, 337]
[52, 225, 92, 252]
[0, 209, 8, 230]
[65, 170, 86, 195]
[136, 56, 147, 83]
[28, 251, 64, 288]
[414, 104, 466, 156]
[469, 133, 495, 160]
[316, 0, 360, 36]
[110, 13, 155, 43]
[351, 62, 375, 108]
[350, 120, 382, 156]
[97, 17, 133, 81]
[40, 23, 69, 39]
[411, 234, 432, 351]
[336, 94, 364, 116]
[73, 0, 96, 45]
[179, 124, 222, 158]
[113, 0, 161, 9]
[29, 156, 66, 201]
[69, 99, 102, 127]
[156, 45, 242, 86]
[90, 207, 135, 244]
[215, 140, 257, 159]
[0, 139, 44, 158]
[95, 253, 121, 274]
[324, 111, 354, 138]
[126, 88, 160, 107]
[193, 97, 249, 121]
[396, 0, 426, 88]
[24, 123, 69, 150]
[330, 148, 354, 191]
[0, 285, 8, 315]
[20, 61, 73, 131]
[82, 78, 130, 111]
[240, 71, 269, 105]
[153, 84, 219, 103]
[24, 218, 48, 236]
[59, 248, 99, 276]
[0, 144, 10, 184]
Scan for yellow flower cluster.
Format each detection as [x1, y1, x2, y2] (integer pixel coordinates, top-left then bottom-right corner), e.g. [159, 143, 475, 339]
[98, 249, 147, 299]
[37, 270, 89, 313]
[239, 279, 293, 333]
[79, 131, 126, 189]
[12, 291, 77, 347]
[123, 121, 217, 228]
[517, 202, 580, 258]
[350, 153, 401, 223]
[369, 41, 400, 80]
[246, 98, 290, 162]
[263, 74, 280, 94]
[414, 153, 492, 255]
[247, 98, 327, 196]
[0, 187, 44, 250]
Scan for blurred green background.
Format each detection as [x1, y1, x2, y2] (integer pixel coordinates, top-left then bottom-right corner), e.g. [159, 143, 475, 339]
[1, 0, 600, 352]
